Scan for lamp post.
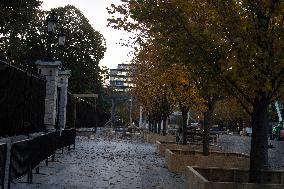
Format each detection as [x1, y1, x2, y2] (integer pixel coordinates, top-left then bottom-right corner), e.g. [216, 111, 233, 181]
[46, 11, 66, 62]
[58, 27, 66, 70]
[36, 10, 69, 132]
[46, 10, 58, 60]
[129, 95, 133, 126]
[162, 84, 167, 135]
[58, 27, 66, 46]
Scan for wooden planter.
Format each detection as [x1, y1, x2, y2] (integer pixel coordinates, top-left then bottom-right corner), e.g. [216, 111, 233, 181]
[186, 166, 284, 189]
[156, 141, 220, 157]
[165, 149, 249, 173]
[143, 133, 175, 144]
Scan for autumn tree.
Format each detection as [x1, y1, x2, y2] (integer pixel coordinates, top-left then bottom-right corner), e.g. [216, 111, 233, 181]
[213, 97, 249, 131]
[172, 0, 283, 182]
[165, 64, 206, 144]
[108, 0, 226, 154]
[133, 58, 174, 134]
[109, 0, 283, 182]
[132, 39, 206, 140]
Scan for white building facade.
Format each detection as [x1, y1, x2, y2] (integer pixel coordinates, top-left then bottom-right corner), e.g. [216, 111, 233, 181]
[109, 64, 135, 92]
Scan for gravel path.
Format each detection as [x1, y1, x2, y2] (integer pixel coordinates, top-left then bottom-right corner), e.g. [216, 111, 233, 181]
[10, 130, 185, 189]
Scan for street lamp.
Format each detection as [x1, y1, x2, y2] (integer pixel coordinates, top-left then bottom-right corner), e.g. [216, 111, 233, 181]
[46, 10, 58, 60]
[46, 10, 66, 62]
[129, 96, 133, 125]
[162, 84, 167, 135]
[47, 10, 57, 33]
[58, 27, 66, 70]
[58, 27, 66, 46]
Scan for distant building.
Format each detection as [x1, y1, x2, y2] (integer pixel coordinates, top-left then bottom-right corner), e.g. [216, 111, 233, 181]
[109, 63, 135, 92]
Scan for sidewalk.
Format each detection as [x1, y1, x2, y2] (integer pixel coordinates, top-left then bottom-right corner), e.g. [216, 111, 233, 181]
[10, 130, 185, 189]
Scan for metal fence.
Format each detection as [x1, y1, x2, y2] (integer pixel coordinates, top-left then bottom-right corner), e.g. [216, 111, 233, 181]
[66, 92, 76, 128]
[0, 60, 46, 136]
[74, 98, 110, 128]
[0, 144, 7, 189]
[8, 129, 76, 188]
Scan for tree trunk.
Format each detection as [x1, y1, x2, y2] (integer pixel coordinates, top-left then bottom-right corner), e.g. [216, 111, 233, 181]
[203, 100, 214, 156]
[162, 117, 167, 136]
[249, 98, 269, 183]
[157, 121, 161, 134]
[181, 109, 188, 145]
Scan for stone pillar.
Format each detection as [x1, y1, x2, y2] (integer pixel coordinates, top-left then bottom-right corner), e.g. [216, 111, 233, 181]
[36, 60, 61, 132]
[57, 70, 71, 130]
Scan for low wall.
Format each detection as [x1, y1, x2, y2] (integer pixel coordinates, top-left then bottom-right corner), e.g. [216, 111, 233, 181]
[186, 166, 284, 189]
[144, 133, 175, 144]
[165, 149, 249, 173]
[156, 141, 220, 157]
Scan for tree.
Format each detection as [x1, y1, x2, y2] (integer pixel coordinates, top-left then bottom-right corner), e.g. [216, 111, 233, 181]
[132, 40, 206, 140]
[108, 0, 224, 154]
[53, 5, 106, 93]
[165, 64, 206, 144]
[212, 97, 249, 131]
[172, 0, 283, 182]
[0, 0, 42, 60]
[109, 0, 284, 182]
[133, 60, 174, 134]
[1, 4, 110, 126]
[0, 5, 107, 94]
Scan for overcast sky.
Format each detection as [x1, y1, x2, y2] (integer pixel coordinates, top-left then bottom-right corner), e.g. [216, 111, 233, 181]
[42, 0, 133, 69]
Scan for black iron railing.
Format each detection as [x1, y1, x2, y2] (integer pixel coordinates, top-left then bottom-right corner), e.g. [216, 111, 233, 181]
[7, 129, 76, 188]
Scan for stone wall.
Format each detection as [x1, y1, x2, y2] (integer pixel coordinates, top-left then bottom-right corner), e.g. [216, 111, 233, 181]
[186, 166, 284, 189]
[165, 149, 249, 173]
[156, 141, 220, 157]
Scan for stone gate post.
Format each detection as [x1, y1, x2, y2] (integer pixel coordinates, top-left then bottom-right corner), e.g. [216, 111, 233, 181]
[57, 70, 71, 130]
[36, 60, 61, 132]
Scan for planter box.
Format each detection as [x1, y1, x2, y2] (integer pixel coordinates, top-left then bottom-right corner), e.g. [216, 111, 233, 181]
[156, 141, 220, 157]
[165, 149, 249, 173]
[186, 166, 284, 189]
[144, 133, 175, 144]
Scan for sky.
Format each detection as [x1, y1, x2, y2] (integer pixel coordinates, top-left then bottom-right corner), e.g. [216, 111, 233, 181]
[42, 0, 133, 69]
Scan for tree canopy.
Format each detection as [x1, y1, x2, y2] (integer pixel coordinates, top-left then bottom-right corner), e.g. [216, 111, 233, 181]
[108, 0, 284, 182]
[0, 4, 107, 94]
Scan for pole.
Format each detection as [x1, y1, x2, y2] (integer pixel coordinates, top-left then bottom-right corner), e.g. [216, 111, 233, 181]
[129, 95, 133, 125]
[139, 106, 143, 127]
[47, 32, 52, 60]
[111, 98, 116, 128]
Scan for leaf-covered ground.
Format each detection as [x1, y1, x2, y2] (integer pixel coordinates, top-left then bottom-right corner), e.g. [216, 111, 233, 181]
[11, 129, 186, 189]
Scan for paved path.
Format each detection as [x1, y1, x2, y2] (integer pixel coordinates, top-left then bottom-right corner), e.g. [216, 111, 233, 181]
[219, 135, 284, 169]
[11, 131, 185, 189]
